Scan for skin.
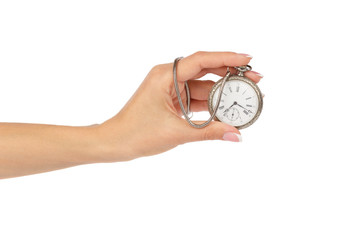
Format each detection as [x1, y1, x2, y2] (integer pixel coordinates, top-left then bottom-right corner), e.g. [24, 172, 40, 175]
[0, 51, 263, 179]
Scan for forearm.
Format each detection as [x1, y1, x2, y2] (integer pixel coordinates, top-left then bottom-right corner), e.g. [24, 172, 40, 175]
[0, 123, 105, 179]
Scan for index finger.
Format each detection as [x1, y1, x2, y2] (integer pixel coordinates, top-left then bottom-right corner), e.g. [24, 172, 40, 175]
[176, 51, 252, 82]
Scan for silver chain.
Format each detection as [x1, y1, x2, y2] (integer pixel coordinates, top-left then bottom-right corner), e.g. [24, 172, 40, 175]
[173, 57, 250, 128]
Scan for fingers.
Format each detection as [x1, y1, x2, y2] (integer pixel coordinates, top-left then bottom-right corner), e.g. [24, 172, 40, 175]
[189, 100, 208, 112]
[174, 97, 209, 114]
[177, 51, 252, 82]
[174, 79, 215, 114]
[178, 120, 241, 143]
[187, 80, 214, 100]
[192, 68, 264, 84]
[244, 71, 264, 83]
[192, 66, 237, 79]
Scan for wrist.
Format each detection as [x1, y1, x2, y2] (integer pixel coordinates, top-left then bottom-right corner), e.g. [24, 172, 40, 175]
[64, 125, 105, 164]
[84, 121, 136, 163]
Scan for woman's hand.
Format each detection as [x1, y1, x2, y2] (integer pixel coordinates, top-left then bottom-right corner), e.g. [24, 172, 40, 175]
[96, 51, 263, 162]
[0, 51, 263, 178]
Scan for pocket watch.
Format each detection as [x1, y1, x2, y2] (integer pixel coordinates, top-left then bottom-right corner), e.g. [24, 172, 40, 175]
[208, 65, 263, 129]
[173, 57, 263, 130]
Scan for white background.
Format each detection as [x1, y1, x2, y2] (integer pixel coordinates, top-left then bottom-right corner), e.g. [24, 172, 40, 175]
[0, 0, 359, 239]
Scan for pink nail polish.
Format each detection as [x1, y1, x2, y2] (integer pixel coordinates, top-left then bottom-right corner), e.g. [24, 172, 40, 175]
[238, 53, 253, 59]
[252, 71, 264, 78]
[223, 132, 242, 142]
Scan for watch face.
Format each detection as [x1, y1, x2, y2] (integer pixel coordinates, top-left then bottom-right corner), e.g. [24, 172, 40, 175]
[209, 76, 262, 129]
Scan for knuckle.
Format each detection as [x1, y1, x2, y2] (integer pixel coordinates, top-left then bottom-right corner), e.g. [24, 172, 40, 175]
[194, 51, 206, 57]
[204, 80, 215, 86]
[148, 64, 170, 84]
[152, 63, 169, 71]
[150, 64, 163, 75]
[150, 63, 171, 77]
[202, 122, 225, 141]
[202, 127, 213, 141]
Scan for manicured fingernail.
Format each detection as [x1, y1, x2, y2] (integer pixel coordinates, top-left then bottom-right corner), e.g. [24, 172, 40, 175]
[252, 71, 264, 78]
[238, 53, 253, 59]
[223, 132, 242, 142]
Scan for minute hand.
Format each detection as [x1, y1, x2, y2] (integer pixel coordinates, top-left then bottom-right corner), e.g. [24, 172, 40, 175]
[235, 103, 253, 113]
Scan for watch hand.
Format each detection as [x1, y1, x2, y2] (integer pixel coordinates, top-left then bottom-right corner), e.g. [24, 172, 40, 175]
[223, 102, 237, 115]
[235, 103, 253, 113]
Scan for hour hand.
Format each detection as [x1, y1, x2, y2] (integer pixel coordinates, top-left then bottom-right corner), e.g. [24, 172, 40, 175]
[223, 102, 236, 115]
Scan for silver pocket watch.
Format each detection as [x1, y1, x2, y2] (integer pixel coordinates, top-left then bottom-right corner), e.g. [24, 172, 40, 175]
[208, 65, 263, 129]
[173, 57, 263, 130]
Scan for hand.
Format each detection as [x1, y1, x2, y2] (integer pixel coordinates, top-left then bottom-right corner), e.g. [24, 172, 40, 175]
[0, 51, 263, 178]
[96, 51, 264, 162]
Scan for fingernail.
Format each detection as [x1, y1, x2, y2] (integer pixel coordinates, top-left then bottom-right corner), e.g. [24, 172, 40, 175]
[238, 53, 253, 59]
[262, 93, 265, 98]
[223, 132, 242, 142]
[252, 71, 264, 78]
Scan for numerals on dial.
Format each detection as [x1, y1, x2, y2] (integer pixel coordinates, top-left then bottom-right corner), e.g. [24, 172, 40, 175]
[212, 79, 259, 127]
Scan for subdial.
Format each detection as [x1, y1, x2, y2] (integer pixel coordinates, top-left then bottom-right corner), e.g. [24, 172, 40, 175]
[225, 108, 240, 121]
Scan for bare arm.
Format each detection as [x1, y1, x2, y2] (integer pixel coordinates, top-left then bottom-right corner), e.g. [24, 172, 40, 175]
[0, 123, 104, 178]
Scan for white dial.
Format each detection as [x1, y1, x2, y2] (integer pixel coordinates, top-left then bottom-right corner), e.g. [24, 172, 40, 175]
[211, 79, 260, 127]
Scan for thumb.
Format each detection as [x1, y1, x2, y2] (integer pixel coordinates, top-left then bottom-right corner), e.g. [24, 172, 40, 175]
[185, 121, 242, 143]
